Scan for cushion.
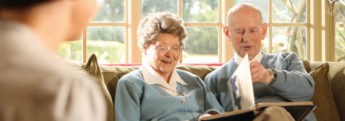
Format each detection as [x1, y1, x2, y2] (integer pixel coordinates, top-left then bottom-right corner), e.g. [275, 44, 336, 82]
[302, 60, 311, 73]
[327, 62, 345, 121]
[309, 63, 341, 121]
[176, 65, 218, 80]
[101, 65, 139, 101]
[83, 54, 114, 121]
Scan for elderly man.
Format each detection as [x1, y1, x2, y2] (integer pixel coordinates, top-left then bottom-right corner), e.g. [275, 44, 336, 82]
[204, 3, 316, 121]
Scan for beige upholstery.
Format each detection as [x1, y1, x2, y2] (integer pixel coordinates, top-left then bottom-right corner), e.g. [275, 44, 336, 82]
[83, 56, 345, 121]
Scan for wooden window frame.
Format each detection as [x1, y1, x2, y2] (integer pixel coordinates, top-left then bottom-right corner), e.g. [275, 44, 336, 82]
[79, 0, 334, 64]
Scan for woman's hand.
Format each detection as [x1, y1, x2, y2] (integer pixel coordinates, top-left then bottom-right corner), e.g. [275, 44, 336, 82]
[198, 113, 213, 121]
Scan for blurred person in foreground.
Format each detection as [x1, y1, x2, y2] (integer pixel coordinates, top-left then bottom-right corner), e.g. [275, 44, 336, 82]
[114, 12, 224, 121]
[204, 3, 316, 121]
[0, 0, 106, 121]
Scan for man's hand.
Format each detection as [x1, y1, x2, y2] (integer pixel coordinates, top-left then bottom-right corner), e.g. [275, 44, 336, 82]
[250, 61, 273, 84]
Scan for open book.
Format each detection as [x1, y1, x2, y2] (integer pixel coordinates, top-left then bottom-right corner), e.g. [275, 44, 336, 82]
[201, 101, 316, 121]
[201, 54, 315, 121]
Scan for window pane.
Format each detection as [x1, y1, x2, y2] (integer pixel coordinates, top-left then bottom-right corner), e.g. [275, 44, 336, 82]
[142, 0, 178, 18]
[272, 0, 306, 23]
[183, 27, 218, 63]
[234, 0, 269, 22]
[272, 27, 306, 59]
[335, 2, 345, 61]
[58, 40, 83, 63]
[86, 27, 125, 64]
[93, 0, 125, 22]
[182, 0, 219, 22]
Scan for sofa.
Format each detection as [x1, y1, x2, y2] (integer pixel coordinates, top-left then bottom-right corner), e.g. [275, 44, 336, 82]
[83, 54, 345, 121]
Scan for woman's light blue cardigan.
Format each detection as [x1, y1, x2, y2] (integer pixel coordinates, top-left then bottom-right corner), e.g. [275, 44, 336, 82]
[114, 69, 224, 121]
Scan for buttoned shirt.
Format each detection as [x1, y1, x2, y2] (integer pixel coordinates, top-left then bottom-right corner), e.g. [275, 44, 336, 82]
[234, 52, 263, 64]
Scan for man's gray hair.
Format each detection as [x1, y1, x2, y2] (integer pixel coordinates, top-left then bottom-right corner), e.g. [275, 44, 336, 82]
[137, 12, 187, 51]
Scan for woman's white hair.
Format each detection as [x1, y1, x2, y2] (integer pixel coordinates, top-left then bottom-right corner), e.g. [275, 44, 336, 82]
[137, 11, 187, 51]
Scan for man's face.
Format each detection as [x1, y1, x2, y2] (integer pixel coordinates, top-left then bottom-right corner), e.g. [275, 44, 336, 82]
[225, 8, 267, 60]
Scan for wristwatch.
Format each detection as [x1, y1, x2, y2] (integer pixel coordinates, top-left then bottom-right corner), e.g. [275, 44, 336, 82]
[268, 69, 277, 85]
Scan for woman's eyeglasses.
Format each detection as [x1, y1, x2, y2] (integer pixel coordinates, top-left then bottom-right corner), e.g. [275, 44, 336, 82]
[153, 44, 183, 55]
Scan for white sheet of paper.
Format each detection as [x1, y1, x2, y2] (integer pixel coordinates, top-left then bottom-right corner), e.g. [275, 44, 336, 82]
[228, 54, 255, 110]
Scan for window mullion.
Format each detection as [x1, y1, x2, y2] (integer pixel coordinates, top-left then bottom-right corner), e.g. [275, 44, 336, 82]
[307, 0, 311, 60]
[125, 0, 129, 63]
[129, 0, 141, 63]
[179, 0, 183, 64]
[83, 28, 87, 63]
[269, 0, 273, 53]
[218, 0, 222, 63]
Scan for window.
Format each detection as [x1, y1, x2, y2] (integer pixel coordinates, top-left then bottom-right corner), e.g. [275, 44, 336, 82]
[182, 0, 220, 63]
[141, 0, 221, 63]
[334, 2, 345, 61]
[59, 0, 341, 63]
[58, 0, 222, 64]
[235, 0, 308, 59]
[58, 0, 127, 64]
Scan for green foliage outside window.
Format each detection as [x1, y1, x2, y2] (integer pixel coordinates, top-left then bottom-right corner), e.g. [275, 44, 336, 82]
[93, 0, 124, 22]
[58, 40, 125, 64]
[58, 0, 317, 63]
[182, 0, 218, 22]
[184, 27, 218, 55]
[58, 40, 83, 63]
[335, 2, 345, 61]
[142, 0, 178, 17]
[86, 40, 125, 64]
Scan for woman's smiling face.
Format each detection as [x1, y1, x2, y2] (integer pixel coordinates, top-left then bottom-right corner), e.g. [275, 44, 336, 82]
[145, 33, 181, 75]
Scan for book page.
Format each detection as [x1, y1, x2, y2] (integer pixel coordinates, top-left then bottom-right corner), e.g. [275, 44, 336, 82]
[228, 54, 255, 110]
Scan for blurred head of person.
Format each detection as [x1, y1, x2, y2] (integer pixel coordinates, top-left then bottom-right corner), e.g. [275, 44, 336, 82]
[224, 3, 267, 60]
[0, 0, 102, 53]
[137, 12, 187, 81]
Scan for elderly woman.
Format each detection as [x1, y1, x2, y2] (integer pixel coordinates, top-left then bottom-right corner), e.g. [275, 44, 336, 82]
[114, 12, 224, 121]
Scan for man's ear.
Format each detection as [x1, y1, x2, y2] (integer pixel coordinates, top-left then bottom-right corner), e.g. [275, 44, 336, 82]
[261, 23, 268, 40]
[223, 26, 231, 42]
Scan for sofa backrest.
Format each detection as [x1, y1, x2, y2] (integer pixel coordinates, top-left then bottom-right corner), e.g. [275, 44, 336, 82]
[100, 65, 219, 101]
[83, 55, 345, 121]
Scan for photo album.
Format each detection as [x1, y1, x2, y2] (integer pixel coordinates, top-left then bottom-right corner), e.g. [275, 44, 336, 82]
[201, 54, 315, 121]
